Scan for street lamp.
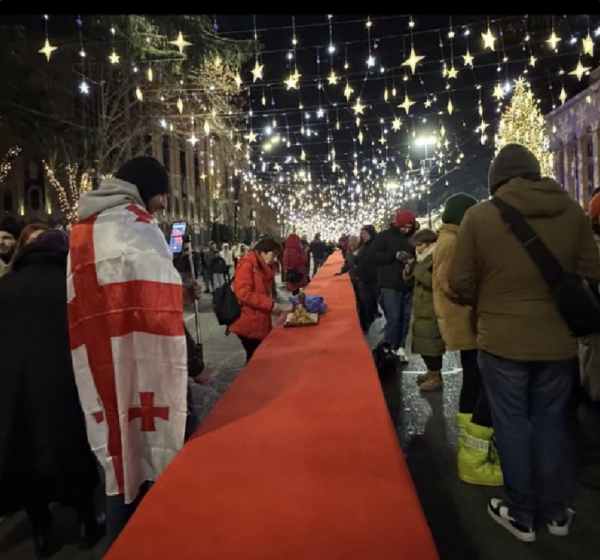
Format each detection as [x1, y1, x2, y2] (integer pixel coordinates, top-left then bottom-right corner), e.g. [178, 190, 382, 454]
[414, 135, 437, 227]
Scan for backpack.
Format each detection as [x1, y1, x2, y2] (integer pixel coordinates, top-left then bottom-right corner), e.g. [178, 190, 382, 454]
[212, 278, 241, 327]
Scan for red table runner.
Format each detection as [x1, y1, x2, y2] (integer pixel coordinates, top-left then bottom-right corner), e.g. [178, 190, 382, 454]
[105, 253, 439, 560]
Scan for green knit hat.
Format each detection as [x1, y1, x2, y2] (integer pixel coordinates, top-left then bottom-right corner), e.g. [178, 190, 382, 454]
[441, 192, 478, 226]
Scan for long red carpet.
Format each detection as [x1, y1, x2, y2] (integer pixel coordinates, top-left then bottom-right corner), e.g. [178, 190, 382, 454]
[105, 253, 439, 560]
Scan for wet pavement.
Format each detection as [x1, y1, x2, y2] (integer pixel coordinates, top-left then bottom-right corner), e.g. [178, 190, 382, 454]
[1, 287, 600, 560]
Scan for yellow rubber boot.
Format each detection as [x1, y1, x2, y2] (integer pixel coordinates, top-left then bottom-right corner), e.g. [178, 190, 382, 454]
[458, 423, 503, 487]
[456, 413, 472, 439]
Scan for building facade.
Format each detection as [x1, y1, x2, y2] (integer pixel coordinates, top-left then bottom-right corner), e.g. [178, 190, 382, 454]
[546, 67, 600, 208]
[0, 133, 279, 244]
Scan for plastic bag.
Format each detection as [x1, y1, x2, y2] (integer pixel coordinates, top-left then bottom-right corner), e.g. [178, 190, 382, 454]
[288, 294, 327, 315]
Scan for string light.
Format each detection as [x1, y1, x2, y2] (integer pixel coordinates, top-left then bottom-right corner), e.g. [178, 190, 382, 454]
[43, 162, 92, 223]
[0, 147, 22, 183]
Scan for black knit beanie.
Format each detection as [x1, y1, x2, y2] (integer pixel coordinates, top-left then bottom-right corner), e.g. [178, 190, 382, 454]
[441, 192, 478, 226]
[488, 144, 541, 196]
[115, 156, 169, 208]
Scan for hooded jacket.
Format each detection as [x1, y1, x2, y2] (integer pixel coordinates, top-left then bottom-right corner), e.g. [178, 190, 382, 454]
[449, 177, 600, 361]
[78, 178, 146, 220]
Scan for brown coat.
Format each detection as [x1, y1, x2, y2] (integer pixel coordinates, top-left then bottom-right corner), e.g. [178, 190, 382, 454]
[579, 234, 600, 401]
[448, 177, 600, 361]
[433, 224, 477, 351]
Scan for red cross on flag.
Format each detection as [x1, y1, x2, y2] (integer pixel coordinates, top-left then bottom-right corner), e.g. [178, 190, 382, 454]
[67, 194, 187, 504]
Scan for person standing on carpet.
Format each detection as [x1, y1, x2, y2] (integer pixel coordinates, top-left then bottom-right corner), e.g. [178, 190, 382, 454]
[402, 228, 445, 390]
[0, 231, 102, 558]
[432, 192, 502, 486]
[370, 210, 417, 363]
[449, 144, 600, 542]
[284, 233, 309, 295]
[68, 156, 200, 548]
[229, 237, 284, 362]
[355, 225, 379, 334]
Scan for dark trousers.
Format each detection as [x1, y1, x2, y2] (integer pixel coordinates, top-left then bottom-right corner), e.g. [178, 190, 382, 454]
[105, 481, 152, 548]
[422, 355, 443, 371]
[380, 288, 412, 351]
[313, 258, 325, 275]
[358, 282, 379, 333]
[239, 336, 261, 363]
[459, 349, 493, 427]
[479, 350, 575, 527]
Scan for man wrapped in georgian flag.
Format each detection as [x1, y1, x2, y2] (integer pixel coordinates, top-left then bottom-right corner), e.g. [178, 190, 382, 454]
[67, 156, 190, 544]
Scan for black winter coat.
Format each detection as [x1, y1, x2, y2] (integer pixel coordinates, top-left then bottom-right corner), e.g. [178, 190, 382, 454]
[369, 226, 415, 291]
[0, 242, 98, 515]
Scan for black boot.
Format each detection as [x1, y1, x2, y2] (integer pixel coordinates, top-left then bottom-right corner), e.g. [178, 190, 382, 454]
[27, 506, 57, 559]
[76, 500, 105, 549]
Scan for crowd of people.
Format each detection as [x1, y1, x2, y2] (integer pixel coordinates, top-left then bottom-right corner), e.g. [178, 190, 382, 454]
[1, 143, 600, 557]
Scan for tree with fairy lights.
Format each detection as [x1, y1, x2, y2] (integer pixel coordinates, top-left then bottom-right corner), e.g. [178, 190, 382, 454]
[494, 76, 554, 177]
[0, 15, 252, 221]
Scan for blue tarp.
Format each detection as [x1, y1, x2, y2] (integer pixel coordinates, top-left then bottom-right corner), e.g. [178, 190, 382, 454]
[288, 294, 328, 315]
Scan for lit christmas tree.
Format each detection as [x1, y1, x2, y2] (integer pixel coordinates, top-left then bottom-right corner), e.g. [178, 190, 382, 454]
[495, 77, 554, 178]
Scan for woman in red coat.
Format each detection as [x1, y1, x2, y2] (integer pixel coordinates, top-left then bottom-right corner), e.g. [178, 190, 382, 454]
[283, 234, 309, 294]
[229, 237, 284, 362]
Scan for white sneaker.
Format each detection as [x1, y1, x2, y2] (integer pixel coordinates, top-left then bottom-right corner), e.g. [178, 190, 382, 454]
[547, 508, 575, 536]
[395, 348, 408, 363]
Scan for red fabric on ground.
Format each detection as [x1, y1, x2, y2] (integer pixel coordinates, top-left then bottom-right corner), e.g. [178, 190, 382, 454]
[105, 253, 439, 560]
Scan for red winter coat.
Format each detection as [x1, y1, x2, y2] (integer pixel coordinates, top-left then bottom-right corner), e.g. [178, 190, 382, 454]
[229, 251, 276, 342]
[283, 234, 309, 292]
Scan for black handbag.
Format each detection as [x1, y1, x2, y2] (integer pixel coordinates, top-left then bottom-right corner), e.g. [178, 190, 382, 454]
[491, 197, 600, 337]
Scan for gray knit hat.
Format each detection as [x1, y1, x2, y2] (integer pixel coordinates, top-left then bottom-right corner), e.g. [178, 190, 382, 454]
[488, 143, 541, 195]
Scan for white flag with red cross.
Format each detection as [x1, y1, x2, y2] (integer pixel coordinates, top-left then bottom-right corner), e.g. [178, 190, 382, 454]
[67, 203, 187, 504]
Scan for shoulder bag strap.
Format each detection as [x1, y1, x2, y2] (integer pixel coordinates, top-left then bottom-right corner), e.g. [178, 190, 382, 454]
[490, 197, 565, 289]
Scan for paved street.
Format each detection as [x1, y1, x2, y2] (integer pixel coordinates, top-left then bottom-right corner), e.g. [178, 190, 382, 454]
[1, 283, 600, 560]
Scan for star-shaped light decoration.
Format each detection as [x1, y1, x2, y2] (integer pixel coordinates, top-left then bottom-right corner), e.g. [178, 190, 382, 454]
[344, 82, 354, 102]
[463, 50, 474, 67]
[402, 46, 425, 74]
[39, 38, 58, 62]
[398, 95, 415, 114]
[284, 71, 301, 90]
[79, 80, 90, 94]
[109, 51, 120, 64]
[493, 83, 505, 101]
[582, 33, 595, 56]
[379, 135, 387, 145]
[235, 141, 242, 151]
[327, 70, 339, 85]
[547, 31, 561, 50]
[352, 99, 365, 115]
[244, 130, 257, 143]
[569, 60, 591, 81]
[481, 28, 496, 51]
[559, 87, 567, 104]
[476, 120, 489, 134]
[424, 99, 432, 108]
[187, 133, 199, 146]
[447, 66, 458, 79]
[391, 117, 402, 131]
[251, 60, 264, 83]
[234, 73, 243, 88]
[529, 55, 537, 67]
[169, 31, 192, 54]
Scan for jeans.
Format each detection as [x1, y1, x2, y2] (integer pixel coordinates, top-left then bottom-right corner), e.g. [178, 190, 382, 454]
[479, 350, 575, 527]
[380, 288, 412, 351]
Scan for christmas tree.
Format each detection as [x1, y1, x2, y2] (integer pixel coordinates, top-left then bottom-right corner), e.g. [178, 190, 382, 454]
[495, 77, 554, 177]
